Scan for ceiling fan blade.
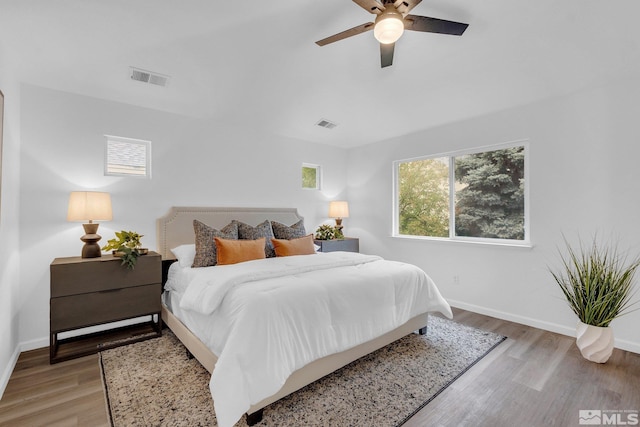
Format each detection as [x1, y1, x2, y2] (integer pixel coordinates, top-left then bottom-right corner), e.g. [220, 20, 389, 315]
[316, 22, 374, 46]
[394, 0, 422, 16]
[352, 0, 384, 14]
[404, 15, 468, 36]
[380, 42, 395, 68]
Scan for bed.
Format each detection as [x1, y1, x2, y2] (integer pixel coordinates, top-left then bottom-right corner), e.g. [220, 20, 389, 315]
[157, 206, 453, 427]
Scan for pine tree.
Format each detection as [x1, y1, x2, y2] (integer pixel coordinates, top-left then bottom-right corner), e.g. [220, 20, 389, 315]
[454, 147, 525, 239]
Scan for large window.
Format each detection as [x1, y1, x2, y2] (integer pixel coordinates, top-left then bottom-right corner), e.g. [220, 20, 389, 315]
[394, 143, 528, 244]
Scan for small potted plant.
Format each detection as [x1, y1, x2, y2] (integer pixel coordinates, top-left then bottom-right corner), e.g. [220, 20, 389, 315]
[549, 236, 640, 363]
[102, 230, 147, 269]
[314, 224, 344, 240]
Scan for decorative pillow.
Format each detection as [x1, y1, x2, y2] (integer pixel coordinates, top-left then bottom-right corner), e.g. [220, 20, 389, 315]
[271, 234, 316, 257]
[271, 219, 307, 240]
[233, 220, 276, 258]
[192, 220, 239, 268]
[170, 244, 196, 268]
[215, 237, 266, 265]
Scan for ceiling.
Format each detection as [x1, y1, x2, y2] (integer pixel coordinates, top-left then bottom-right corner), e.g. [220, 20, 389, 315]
[1, 0, 639, 148]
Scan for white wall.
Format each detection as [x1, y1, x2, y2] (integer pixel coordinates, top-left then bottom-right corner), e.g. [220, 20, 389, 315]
[346, 74, 640, 353]
[17, 84, 348, 349]
[6, 70, 640, 398]
[0, 68, 23, 393]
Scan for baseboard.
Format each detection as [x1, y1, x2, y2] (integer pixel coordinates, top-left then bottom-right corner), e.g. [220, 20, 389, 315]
[0, 335, 49, 399]
[0, 344, 21, 400]
[615, 337, 640, 355]
[20, 336, 49, 352]
[448, 299, 640, 355]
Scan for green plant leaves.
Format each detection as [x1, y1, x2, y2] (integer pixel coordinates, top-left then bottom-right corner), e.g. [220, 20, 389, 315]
[314, 224, 344, 240]
[101, 230, 144, 269]
[550, 237, 640, 327]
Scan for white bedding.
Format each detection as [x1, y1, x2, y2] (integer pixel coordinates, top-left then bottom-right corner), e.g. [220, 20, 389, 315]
[168, 251, 452, 427]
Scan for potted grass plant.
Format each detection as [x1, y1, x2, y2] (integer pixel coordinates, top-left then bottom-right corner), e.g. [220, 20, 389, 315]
[549, 237, 640, 363]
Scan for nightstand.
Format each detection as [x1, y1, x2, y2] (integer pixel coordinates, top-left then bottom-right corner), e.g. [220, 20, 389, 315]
[314, 237, 359, 253]
[50, 252, 162, 364]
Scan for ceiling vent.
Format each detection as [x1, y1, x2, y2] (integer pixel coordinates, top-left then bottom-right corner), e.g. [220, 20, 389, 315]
[129, 67, 170, 87]
[316, 118, 338, 129]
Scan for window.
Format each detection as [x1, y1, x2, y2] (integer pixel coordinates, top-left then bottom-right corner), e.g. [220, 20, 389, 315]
[394, 143, 528, 244]
[302, 163, 321, 190]
[105, 135, 151, 178]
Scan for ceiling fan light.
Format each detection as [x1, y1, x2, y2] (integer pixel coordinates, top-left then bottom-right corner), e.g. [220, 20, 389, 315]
[374, 15, 404, 44]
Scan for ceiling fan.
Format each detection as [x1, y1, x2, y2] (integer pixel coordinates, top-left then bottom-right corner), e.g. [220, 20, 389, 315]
[316, 0, 468, 68]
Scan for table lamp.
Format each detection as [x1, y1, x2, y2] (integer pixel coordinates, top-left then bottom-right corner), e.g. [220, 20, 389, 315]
[67, 191, 113, 258]
[328, 201, 349, 231]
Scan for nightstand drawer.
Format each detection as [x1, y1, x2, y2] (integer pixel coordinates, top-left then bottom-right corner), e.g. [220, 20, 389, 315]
[314, 237, 359, 253]
[51, 254, 161, 297]
[51, 283, 161, 331]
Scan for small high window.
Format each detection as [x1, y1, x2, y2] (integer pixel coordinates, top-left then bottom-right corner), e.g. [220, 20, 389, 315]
[302, 163, 321, 190]
[104, 135, 151, 178]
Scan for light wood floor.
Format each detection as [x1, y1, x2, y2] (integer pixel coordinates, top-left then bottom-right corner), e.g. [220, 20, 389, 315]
[1, 308, 638, 426]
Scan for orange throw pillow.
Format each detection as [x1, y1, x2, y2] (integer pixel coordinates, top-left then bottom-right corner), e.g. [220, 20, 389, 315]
[215, 237, 266, 265]
[271, 234, 316, 257]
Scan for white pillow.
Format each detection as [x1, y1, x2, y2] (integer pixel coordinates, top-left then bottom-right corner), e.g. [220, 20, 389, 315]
[170, 244, 196, 268]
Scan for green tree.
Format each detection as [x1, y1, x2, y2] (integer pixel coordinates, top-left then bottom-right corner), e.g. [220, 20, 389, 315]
[302, 166, 317, 189]
[398, 158, 449, 237]
[454, 147, 525, 239]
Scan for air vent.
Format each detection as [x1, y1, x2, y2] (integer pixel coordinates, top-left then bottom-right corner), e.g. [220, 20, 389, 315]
[316, 118, 338, 129]
[129, 67, 170, 87]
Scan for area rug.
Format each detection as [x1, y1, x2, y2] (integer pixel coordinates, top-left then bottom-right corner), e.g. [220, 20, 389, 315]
[100, 316, 506, 426]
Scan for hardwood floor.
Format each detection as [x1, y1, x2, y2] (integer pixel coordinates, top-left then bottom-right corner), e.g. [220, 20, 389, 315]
[408, 309, 640, 427]
[0, 349, 108, 426]
[1, 308, 638, 426]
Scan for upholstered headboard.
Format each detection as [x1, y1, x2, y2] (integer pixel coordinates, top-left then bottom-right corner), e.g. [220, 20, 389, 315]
[156, 206, 304, 259]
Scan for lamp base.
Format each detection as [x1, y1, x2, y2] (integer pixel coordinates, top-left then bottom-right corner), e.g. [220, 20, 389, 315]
[334, 218, 344, 231]
[80, 223, 102, 258]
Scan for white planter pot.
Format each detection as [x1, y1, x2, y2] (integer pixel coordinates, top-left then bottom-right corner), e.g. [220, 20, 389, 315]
[576, 321, 614, 363]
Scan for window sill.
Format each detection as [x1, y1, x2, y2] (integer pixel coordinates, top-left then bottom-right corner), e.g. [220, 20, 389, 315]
[391, 234, 533, 249]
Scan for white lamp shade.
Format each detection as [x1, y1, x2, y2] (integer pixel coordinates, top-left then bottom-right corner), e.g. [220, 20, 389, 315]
[328, 201, 350, 219]
[374, 15, 405, 44]
[67, 191, 113, 222]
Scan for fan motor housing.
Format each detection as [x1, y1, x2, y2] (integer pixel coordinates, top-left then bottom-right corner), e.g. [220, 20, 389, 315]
[374, 6, 405, 44]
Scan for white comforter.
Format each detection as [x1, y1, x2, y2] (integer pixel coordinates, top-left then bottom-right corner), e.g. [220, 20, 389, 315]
[174, 252, 452, 427]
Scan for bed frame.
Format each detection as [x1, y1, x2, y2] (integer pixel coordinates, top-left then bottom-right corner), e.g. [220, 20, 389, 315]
[157, 206, 429, 425]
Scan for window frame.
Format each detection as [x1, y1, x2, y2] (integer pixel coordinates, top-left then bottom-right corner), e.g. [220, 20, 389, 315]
[392, 141, 530, 247]
[301, 163, 322, 190]
[104, 135, 152, 179]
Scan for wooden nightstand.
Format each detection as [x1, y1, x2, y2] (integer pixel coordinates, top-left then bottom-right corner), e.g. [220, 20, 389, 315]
[50, 252, 162, 364]
[314, 237, 359, 253]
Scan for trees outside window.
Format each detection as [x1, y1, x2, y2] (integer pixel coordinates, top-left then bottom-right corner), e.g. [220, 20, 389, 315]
[398, 157, 449, 237]
[302, 164, 321, 190]
[395, 144, 527, 243]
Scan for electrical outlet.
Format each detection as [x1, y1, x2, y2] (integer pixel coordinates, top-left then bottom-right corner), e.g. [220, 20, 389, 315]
[453, 275, 460, 285]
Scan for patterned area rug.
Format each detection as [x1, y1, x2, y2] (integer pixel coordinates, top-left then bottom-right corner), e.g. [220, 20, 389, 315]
[100, 316, 506, 426]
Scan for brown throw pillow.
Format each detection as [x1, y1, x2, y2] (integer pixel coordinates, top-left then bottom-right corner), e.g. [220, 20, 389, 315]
[271, 234, 316, 257]
[192, 220, 238, 268]
[215, 237, 267, 265]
